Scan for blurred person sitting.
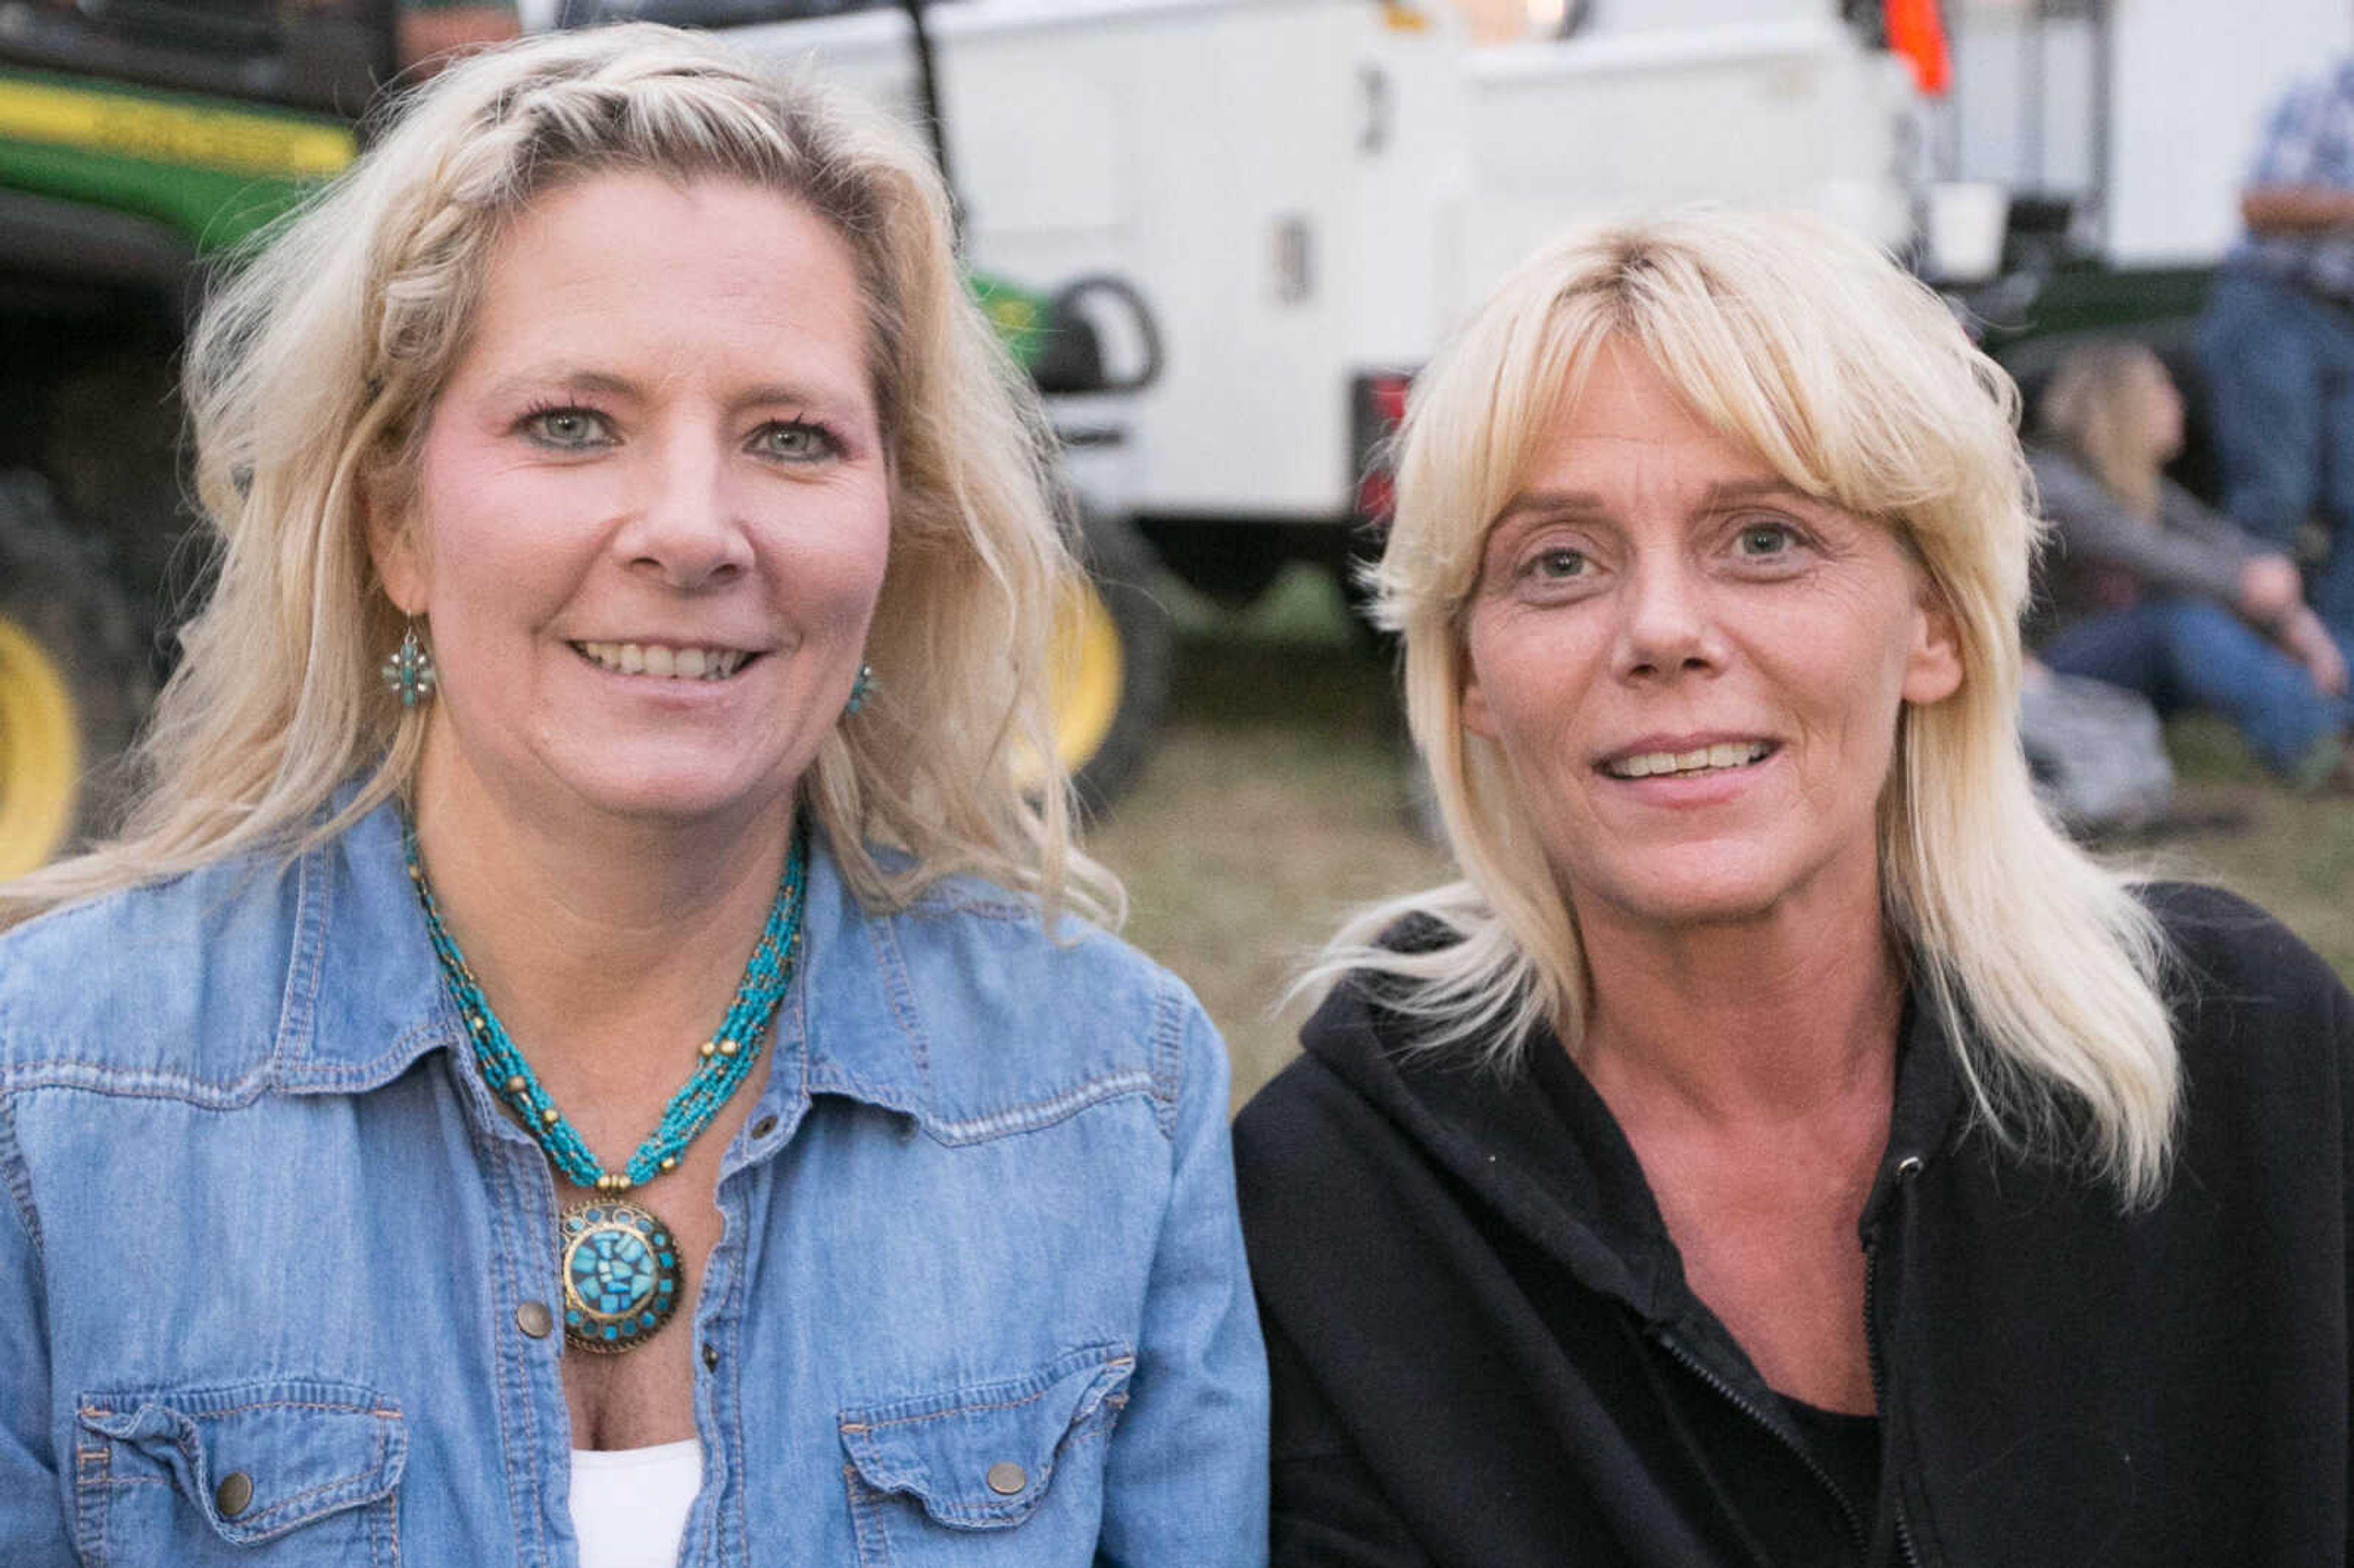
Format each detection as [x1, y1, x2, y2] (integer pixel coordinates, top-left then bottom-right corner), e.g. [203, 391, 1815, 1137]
[2030, 340, 2354, 788]
[2198, 56, 2354, 640]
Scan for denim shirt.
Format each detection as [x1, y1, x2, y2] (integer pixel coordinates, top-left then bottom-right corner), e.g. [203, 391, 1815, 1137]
[0, 801, 1268, 1566]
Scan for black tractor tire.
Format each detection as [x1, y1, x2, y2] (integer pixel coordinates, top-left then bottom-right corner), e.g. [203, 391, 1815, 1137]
[0, 473, 153, 875]
[41, 340, 200, 625]
[1143, 518, 1292, 611]
[1059, 505, 1175, 817]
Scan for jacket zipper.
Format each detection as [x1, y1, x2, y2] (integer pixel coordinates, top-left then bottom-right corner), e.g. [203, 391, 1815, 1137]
[1648, 1325, 1870, 1561]
[1864, 1161, 1923, 1568]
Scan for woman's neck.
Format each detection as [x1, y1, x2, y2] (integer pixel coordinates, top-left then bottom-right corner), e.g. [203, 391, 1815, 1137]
[1572, 887, 1905, 1128]
[406, 736, 799, 1099]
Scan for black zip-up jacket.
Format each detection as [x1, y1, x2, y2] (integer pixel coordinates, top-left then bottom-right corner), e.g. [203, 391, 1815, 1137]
[1233, 883, 2352, 1566]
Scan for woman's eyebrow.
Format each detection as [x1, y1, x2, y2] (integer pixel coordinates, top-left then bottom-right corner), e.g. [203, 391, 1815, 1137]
[483, 365, 638, 402]
[1699, 478, 1815, 509]
[1492, 489, 1610, 527]
[733, 380, 869, 418]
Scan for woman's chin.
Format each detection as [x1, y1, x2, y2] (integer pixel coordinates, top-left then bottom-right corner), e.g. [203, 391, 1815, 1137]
[1585, 881, 1786, 934]
[535, 750, 802, 832]
[1566, 845, 1860, 937]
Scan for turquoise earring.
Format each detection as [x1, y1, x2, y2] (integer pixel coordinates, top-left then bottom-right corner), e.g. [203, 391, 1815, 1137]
[381, 620, 437, 709]
[844, 663, 874, 717]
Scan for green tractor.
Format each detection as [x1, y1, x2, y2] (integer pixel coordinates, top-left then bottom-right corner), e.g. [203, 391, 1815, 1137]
[0, 2, 1165, 880]
[0, 1, 381, 878]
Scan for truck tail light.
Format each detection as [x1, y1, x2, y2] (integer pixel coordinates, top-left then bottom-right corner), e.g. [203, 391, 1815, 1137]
[1351, 370, 1415, 528]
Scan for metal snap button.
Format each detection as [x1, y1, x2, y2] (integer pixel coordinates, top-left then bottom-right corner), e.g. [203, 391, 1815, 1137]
[750, 1115, 779, 1140]
[985, 1461, 1027, 1496]
[701, 1342, 720, 1372]
[215, 1469, 254, 1518]
[1895, 1155, 1924, 1179]
[515, 1300, 554, 1339]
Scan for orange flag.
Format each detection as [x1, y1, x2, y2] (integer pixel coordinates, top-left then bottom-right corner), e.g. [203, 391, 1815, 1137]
[1886, 0, 1951, 97]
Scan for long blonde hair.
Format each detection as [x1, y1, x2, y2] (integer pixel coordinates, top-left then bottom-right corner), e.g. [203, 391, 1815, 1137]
[3, 25, 1115, 928]
[2038, 339, 2169, 518]
[1317, 210, 2178, 1204]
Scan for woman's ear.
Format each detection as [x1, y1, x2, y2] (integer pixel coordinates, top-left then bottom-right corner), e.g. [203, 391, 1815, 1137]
[362, 478, 429, 616]
[1460, 652, 1499, 740]
[1902, 580, 1965, 705]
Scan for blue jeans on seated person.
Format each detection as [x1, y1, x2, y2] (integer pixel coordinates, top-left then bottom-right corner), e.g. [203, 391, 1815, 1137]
[2040, 597, 2351, 780]
[2199, 268, 2354, 642]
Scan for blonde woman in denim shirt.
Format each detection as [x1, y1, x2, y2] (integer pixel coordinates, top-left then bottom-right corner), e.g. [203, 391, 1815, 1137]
[0, 28, 1265, 1566]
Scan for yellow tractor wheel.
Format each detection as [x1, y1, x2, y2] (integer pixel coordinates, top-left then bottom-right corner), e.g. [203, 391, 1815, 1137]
[1049, 574, 1126, 776]
[0, 475, 151, 880]
[0, 615, 80, 880]
[1055, 506, 1172, 813]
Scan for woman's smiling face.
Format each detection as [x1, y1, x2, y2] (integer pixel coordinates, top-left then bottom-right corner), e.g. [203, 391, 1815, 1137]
[1460, 341, 1962, 934]
[375, 172, 892, 832]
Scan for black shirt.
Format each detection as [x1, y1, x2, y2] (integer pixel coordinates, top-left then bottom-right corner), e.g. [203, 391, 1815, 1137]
[1522, 1021, 1883, 1562]
[1236, 883, 2353, 1567]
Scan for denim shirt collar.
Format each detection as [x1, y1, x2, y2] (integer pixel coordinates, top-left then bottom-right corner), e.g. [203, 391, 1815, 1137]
[278, 797, 930, 1126]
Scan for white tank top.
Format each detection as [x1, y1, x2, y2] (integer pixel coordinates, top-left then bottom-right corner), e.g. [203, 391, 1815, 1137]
[570, 1439, 704, 1568]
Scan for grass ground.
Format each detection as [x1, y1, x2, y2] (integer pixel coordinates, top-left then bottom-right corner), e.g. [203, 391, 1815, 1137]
[1086, 568, 2354, 1110]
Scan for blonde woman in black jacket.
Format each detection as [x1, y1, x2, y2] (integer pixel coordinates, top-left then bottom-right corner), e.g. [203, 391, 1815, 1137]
[1235, 211, 2352, 1567]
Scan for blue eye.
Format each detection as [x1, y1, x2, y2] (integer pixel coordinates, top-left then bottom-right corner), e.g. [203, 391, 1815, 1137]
[520, 406, 612, 451]
[753, 421, 838, 463]
[1529, 547, 1588, 579]
[1735, 521, 1797, 557]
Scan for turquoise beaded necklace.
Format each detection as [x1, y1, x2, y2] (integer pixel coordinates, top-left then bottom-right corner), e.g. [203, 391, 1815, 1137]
[404, 819, 809, 1354]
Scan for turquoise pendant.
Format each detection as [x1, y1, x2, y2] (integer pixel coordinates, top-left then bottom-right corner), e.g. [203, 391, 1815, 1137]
[559, 1200, 681, 1355]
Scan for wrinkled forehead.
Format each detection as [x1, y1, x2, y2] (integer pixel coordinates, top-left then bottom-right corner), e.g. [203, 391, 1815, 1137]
[424, 166, 893, 417]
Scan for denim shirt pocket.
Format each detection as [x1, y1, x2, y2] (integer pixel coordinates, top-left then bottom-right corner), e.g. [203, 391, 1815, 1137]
[837, 1342, 1134, 1564]
[72, 1379, 405, 1566]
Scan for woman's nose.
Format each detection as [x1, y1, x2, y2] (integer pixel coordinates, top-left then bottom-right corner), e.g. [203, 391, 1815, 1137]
[1612, 555, 1725, 681]
[617, 437, 755, 590]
